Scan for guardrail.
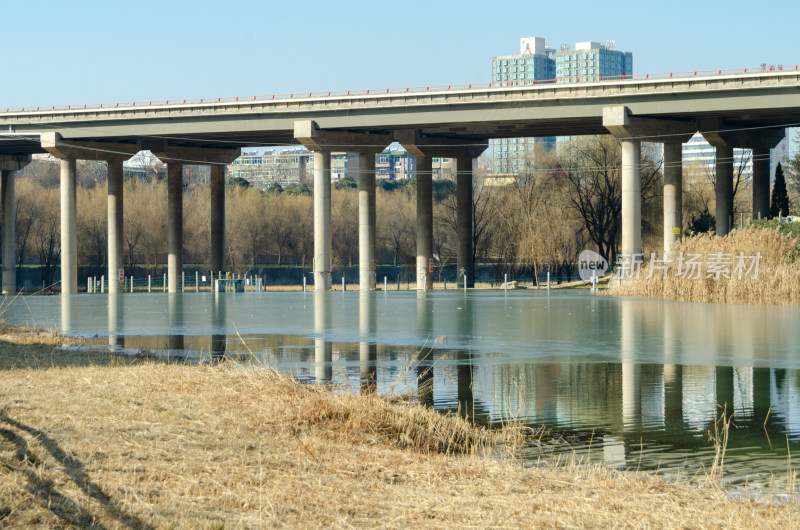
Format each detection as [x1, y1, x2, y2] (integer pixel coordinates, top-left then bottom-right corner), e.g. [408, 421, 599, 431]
[3, 64, 798, 114]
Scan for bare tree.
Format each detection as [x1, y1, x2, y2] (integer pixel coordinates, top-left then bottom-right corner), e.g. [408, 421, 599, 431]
[557, 136, 662, 264]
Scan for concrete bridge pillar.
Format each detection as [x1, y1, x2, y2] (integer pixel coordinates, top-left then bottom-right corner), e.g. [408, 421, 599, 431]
[313, 151, 332, 291]
[41, 133, 141, 295]
[603, 106, 696, 257]
[663, 142, 683, 255]
[151, 143, 240, 294]
[621, 140, 642, 257]
[456, 157, 474, 287]
[210, 164, 226, 274]
[0, 154, 30, 294]
[107, 158, 125, 294]
[700, 124, 785, 234]
[715, 146, 734, 236]
[416, 156, 433, 290]
[358, 153, 376, 291]
[167, 162, 184, 293]
[394, 130, 486, 290]
[60, 158, 78, 294]
[752, 148, 770, 220]
[294, 121, 391, 292]
[0, 170, 16, 294]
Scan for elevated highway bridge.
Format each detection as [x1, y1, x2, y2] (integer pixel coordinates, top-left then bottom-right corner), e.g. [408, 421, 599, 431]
[1, 67, 799, 293]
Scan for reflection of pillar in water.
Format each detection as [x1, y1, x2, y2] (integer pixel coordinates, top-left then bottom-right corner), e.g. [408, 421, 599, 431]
[715, 366, 734, 412]
[359, 291, 377, 393]
[752, 367, 772, 423]
[168, 293, 185, 352]
[457, 296, 475, 420]
[602, 434, 628, 468]
[314, 291, 332, 383]
[108, 293, 124, 348]
[620, 299, 641, 429]
[211, 292, 227, 361]
[60, 294, 74, 335]
[416, 290, 434, 407]
[663, 364, 683, 431]
[662, 303, 681, 429]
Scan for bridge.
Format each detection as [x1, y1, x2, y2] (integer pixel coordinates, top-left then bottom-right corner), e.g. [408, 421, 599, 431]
[1, 67, 799, 294]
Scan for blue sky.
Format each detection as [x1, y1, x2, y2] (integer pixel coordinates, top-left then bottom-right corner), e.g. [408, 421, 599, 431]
[3, 0, 799, 108]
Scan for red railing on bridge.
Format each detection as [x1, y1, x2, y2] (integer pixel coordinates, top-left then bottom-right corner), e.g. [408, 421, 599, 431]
[2, 64, 798, 114]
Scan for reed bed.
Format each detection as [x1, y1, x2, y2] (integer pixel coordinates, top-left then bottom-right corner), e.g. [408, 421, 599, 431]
[608, 224, 800, 305]
[2, 334, 800, 527]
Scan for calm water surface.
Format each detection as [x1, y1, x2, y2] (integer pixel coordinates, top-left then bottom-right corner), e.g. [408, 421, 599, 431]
[5, 290, 800, 492]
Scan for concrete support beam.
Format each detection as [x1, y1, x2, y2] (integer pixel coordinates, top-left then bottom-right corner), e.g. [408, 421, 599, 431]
[294, 120, 391, 153]
[41, 133, 141, 161]
[663, 142, 683, 255]
[752, 148, 770, 220]
[358, 153, 376, 290]
[715, 146, 734, 236]
[603, 106, 696, 141]
[700, 123, 785, 151]
[621, 140, 642, 256]
[0, 154, 31, 172]
[416, 156, 433, 290]
[167, 163, 183, 293]
[456, 157, 474, 287]
[314, 151, 332, 291]
[107, 159, 124, 294]
[210, 164, 226, 273]
[60, 158, 78, 294]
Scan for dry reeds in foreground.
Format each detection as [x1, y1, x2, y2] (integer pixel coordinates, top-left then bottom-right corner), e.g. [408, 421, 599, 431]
[1, 338, 800, 528]
[607, 225, 800, 305]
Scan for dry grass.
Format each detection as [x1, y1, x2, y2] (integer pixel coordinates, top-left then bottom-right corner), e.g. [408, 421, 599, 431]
[608, 225, 800, 305]
[1, 332, 799, 527]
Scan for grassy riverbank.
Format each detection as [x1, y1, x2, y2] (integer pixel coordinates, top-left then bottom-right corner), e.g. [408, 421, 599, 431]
[1, 329, 799, 527]
[608, 222, 800, 305]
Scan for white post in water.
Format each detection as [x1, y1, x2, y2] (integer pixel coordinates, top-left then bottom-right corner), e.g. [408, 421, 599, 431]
[463, 274, 467, 293]
[87, 278, 91, 293]
[195, 271, 199, 292]
[384, 276, 388, 292]
[342, 276, 345, 292]
[101, 275, 105, 293]
[148, 275, 151, 293]
[163, 273, 167, 292]
[303, 275, 307, 292]
[130, 276, 133, 293]
[504, 273, 508, 293]
[182, 271, 185, 292]
[547, 272, 550, 291]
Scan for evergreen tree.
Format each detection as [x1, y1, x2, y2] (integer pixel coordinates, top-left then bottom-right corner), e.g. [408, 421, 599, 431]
[770, 163, 790, 218]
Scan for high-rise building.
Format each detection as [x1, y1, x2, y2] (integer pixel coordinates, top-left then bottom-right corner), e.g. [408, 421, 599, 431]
[491, 37, 633, 174]
[553, 40, 632, 83]
[491, 37, 556, 174]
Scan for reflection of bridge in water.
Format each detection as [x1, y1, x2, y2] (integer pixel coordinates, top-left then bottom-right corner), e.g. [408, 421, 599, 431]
[67, 291, 800, 458]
